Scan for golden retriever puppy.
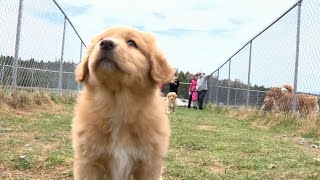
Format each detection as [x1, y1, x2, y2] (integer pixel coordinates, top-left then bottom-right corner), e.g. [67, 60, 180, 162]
[72, 26, 175, 180]
[263, 85, 319, 115]
[165, 92, 177, 114]
[282, 84, 293, 93]
[261, 84, 293, 111]
[260, 95, 273, 111]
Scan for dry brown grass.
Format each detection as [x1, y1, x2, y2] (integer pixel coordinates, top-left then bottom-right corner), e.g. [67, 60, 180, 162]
[207, 104, 320, 138]
[0, 87, 75, 114]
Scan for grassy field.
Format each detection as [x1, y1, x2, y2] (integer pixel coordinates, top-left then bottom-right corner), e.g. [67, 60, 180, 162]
[0, 104, 319, 179]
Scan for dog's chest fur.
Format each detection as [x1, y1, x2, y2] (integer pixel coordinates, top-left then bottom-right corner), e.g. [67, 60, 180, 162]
[109, 134, 141, 178]
[103, 116, 148, 175]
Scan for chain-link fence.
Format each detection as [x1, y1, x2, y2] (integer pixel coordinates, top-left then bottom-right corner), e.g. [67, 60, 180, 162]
[1, 0, 319, 108]
[206, 0, 320, 110]
[0, 0, 85, 93]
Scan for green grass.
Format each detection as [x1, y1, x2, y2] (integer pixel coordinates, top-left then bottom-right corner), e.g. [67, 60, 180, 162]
[165, 107, 319, 179]
[0, 105, 74, 179]
[0, 105, 319, 179]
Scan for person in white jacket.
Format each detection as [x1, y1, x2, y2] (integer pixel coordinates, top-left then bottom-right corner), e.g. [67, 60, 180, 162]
[196, 72, 210, 110]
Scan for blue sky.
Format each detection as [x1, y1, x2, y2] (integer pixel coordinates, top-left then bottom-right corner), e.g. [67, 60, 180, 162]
[56, 0, 296, 75]
[1, 0, 319, 94]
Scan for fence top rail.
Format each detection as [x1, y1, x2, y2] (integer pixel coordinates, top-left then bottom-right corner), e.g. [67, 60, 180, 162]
[179, 82, 268, 93]
[210, 0, 303, 75]
[51, 0, 86, 48]
[2, 64, 74, 74]
[208, 85, 268, 93]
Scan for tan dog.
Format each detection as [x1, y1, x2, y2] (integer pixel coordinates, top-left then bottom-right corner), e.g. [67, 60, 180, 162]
[261, 95, 273, 111]
[262, 84, 319, 115]
[165, 92, 177, 114]
[261, 84, 293, 111]
[72, 26, 175, 180]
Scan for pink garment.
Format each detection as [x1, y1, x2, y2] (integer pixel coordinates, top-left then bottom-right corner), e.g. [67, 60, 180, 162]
[192, 91, 198, 101]
[189, 78, 197, 93]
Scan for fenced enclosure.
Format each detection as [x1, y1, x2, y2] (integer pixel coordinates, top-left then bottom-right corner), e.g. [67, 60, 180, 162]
[0, 0, 85, 93]
[206, 0, 320, 110]
[0, 0, 319, 110]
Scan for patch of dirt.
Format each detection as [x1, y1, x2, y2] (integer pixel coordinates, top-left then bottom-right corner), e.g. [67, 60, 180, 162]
[208, 161, 229, 174]
[251, 121, 269, 130]
[0, 103, 67, 118]
[280, 135, 320, 158]
[0, 165, 72, 179]
[196, 125, 215, 131]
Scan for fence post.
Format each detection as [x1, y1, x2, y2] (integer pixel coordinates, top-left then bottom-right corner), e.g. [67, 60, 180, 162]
[227, 59, 231, 106]
[292, 1, 302, 112]
[256, 90, 259, 107]
[206, 76, 211, 103]
[246, 41, 253, 109]
[12, 0, 24, 88]
[58, 16, 67, 90]
[235, 89, 237, 105]
[77, 42, 83, 92]
[215, 69, 219, 105]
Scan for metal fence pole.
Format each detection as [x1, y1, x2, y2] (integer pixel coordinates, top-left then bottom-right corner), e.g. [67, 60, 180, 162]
[235, 89, 237, 105]
[215, 69, 219, 104]
[256, 90, 259, 106]
[292, 1, 302, 112]
[227, 59, 231, 105]
[77, 42, 83, 92]
[207, 77, 211, 103]
[58, 16, 67, 90]
[246, 41, 253, 109]
[12, 0, 24, 88]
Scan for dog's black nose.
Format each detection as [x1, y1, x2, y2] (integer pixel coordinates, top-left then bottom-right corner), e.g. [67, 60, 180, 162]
[100, 39, 117, 51]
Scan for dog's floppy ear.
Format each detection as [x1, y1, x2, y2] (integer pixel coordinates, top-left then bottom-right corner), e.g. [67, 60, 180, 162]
[150, 49, 175, 85]
[75, 44, 94, 82]
[75, 60, 89, 82]
[281, 86, 289, 93]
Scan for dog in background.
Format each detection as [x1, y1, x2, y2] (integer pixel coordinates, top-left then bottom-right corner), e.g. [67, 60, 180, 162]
[262, 84, 319, 115]
[165, 92, 177, 114]
[261, 84, 293, 111]
[72, 26, 175, 180]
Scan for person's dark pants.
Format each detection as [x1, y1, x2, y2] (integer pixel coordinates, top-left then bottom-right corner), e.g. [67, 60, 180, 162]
[187, 94, 192, 108]
[197, 90, 207, 110]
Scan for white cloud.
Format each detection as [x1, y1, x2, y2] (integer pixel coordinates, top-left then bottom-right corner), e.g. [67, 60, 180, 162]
[56, 0, 296, 75]
[10, 0, 320, 92]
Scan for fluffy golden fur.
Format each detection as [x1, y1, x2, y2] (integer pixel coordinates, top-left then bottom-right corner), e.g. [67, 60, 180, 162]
[261, 84, 293, 111]
[72, 26, 175, 180]
[165, 92, 177, 114]
[261, 95, 273, 111]
[262, 84, 319, 115]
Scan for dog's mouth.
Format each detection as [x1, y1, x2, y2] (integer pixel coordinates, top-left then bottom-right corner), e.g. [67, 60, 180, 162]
[98, 56, 119, 71]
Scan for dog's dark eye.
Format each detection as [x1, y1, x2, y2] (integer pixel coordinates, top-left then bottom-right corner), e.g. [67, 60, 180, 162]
[127, 40, 138, 48]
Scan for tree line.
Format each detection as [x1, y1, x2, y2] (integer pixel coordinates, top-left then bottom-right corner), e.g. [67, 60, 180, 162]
[0, 55, 268, 97]
[0, 55, 77, 90]
[163, 71, 268, 100]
